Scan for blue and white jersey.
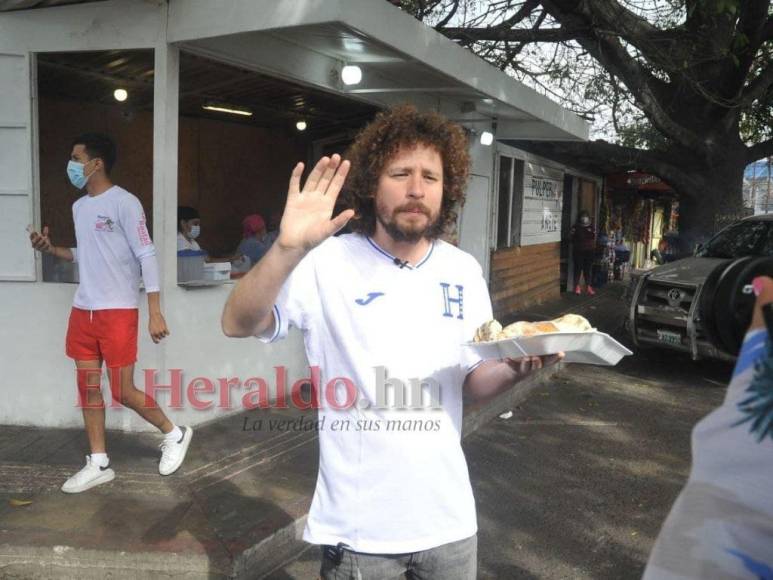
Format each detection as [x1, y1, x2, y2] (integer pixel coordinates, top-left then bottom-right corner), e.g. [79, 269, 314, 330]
[644, 329, 773, 579]
[260, 232, 492, 553]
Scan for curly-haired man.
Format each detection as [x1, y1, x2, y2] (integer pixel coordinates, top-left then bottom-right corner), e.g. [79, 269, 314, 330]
[222, 105, 562, 579]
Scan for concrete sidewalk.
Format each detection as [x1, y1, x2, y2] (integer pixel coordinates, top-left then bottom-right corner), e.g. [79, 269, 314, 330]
[0, 406, 320, 579]
[1, 283, 627, 579]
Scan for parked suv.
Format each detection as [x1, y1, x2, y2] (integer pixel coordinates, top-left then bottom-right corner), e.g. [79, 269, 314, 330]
[627, 215, 773, 361]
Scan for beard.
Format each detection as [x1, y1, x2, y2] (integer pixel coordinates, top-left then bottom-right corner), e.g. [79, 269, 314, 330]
[376, 200, 440, 243]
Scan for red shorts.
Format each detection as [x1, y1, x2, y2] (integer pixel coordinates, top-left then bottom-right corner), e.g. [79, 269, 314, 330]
[65, 308, 138, 368]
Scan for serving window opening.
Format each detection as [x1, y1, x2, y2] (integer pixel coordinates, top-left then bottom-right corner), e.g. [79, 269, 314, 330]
[36, 49, 155, 283]
[174, 51, 379, 284]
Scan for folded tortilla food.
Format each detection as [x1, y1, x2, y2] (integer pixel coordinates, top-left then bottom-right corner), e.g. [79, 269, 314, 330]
[499, 321, 559, 338]
[551, 314, 594, 332]
[474, 319, 502, 343]
[472, 313, 594, 342]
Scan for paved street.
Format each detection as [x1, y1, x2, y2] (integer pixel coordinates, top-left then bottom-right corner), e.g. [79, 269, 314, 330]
[0, 282, 735, 579]
[278, 284, 733, 579]
[470, 347, 730, 579]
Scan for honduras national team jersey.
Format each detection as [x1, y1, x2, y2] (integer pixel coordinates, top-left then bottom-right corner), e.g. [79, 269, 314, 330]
[259, 233, 492, 553]
[644, 328, 773, 579]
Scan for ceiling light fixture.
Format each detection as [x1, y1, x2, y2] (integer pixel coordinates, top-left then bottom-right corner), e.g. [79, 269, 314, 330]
[113, 88, 128, 102]
[341, 65, 362, 86]
[296, 120, 307, 131]
[202, 104, 253, 117]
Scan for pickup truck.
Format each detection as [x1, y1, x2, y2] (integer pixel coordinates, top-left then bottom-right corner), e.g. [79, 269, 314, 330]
[626, 215, 773, 361]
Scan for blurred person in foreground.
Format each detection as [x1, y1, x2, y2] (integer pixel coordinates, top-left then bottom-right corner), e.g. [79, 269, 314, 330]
[643, 276, 773, 579]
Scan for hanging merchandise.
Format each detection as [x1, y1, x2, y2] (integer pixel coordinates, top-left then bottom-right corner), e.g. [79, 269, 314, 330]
[622, 197, 636, 242]
[610, 205, 624, 240]
[598, 192, 611, 233]
[631, 198, 650, 244]
[670, 201, 680, 232]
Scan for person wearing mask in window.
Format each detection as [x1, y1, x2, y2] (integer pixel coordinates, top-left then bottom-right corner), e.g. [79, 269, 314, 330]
[570, 210, 596, 295]
[177, 206, 202, 252]
[178, 206, 243, 266]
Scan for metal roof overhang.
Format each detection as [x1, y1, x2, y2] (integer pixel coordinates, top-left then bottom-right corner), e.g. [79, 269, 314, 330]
[0, 0, 589, 141]
[167, 0, 589, 142]
[0, 0, 104, 9]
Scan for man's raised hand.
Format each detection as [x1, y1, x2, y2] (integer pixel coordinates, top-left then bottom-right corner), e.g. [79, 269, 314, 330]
[276, 154, 354, 254]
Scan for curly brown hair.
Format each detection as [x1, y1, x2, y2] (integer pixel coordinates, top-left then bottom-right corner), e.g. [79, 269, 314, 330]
[343, 104, 470, 239]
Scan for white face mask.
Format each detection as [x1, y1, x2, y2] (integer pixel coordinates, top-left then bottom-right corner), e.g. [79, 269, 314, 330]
[189, 225, 200, 239]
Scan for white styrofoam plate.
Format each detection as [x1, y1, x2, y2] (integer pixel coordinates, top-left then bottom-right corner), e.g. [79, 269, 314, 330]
[463, 331, 633, 366]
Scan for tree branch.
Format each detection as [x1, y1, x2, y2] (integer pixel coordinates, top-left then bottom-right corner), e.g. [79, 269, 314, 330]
[610, 73, 623, 136]
[508, 139, 704, 198]
[530, 2, 705, 152]
[435, 0, 459, 29]
[496, 0, 540, 30]
[581, 37, 706, 151]
[762, 16, 773, 41]
[562, 0, 676, 64]
[500, 8, 547, 70]
[544, 0, 692, 69]
[727, 1, 773, 97]
[439, 25, 585, 43]
[741, 61, 773, 108]
[747, 138, 773, 163]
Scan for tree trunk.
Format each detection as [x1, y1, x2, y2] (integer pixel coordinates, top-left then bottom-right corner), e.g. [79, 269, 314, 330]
[677, 157, 746, 251]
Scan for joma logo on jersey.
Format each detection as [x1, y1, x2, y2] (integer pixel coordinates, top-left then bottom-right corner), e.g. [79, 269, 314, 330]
[355, 292, 385, 306]
[440, 283, 464, 319]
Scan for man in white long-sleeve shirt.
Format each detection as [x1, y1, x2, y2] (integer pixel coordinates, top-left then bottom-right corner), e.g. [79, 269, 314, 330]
[29, 133, 193, 493]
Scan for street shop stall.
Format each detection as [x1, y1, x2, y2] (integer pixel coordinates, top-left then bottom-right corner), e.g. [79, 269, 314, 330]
[603, 171, 681, 274]
[0, 0, 587, 429]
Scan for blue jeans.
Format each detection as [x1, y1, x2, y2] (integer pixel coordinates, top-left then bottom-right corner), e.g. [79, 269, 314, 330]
[319, 534, 477, 579]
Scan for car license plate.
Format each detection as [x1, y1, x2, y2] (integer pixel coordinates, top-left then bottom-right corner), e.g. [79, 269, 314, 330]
[657, 329, 682, 345]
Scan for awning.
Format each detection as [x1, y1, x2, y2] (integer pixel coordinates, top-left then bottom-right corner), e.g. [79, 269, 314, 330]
[606, 171, 674, 193]
[167, 0, 589, 142]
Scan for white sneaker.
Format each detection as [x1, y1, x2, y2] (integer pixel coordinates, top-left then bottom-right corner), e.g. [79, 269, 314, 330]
[61, 456, 115, 493]
[159, 426, 193, 476]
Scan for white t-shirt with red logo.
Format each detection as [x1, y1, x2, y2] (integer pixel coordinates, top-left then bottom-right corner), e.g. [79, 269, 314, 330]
[70, 186, 159, 310]
[259, 233, 492, 554]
